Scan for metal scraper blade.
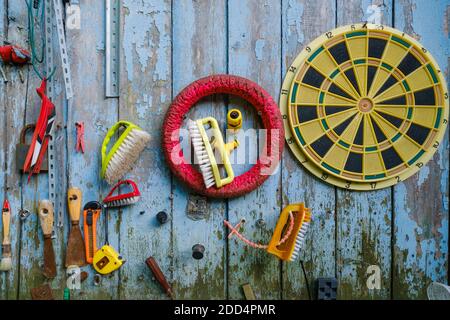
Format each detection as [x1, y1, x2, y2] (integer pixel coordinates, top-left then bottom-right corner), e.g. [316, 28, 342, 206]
[43, 238, 57, 279]
[65, 226, 86, 267]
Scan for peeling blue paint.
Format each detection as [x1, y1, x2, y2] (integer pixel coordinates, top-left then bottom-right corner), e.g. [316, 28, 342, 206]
[255, 39, 265, 61]
[123, 0, 170, 82]
[136, 94, 152, 119]
[286, 0, 304, 44]
[417, 165, 430, 186]
[123, 1, 152, 80]
[152, 8, 170, 82]
[395, 183, 448, 295]
[1, 0, 448, 301]
[413, 0, 449, 68]
[393, 0, 449, 297]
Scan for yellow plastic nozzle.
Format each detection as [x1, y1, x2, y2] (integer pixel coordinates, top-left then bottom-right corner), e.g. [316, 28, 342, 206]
[227, 109, 242, 131]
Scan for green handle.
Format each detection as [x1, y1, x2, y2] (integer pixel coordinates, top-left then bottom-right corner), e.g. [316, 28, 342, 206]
[100, 121, 135, 179]
[63, 287, 70, 300]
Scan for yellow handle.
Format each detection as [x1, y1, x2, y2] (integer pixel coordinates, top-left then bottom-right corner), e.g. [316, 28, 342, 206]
[100, 121, 139, 179]
[38, 200, 54, 236]
[68, 187, 82, 222]
[2, 205, 10, 245]
[266, 203, 309, 261]
[194, 117, 239, 188]
[225, 140, 239, 155]
[101, 121, 130, 164]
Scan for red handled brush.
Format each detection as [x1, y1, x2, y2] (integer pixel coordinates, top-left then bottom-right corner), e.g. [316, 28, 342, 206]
[103, 180, 141, 208]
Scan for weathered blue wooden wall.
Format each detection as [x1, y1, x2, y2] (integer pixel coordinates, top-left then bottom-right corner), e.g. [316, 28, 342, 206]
[0, 0, 448, 299]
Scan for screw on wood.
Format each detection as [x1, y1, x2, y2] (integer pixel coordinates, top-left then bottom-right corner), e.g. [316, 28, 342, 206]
[156, 211, 168, 224]
[19, 209, 31, 220]
[256, 218, 266, 227]
[192, 244, 205, 260]
[93, 274, 102, 286]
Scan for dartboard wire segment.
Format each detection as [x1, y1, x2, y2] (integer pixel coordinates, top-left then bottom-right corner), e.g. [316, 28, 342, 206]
[280, 23, 449, 191]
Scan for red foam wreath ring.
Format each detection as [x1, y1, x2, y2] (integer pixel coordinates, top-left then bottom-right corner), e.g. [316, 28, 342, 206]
[162, 74, 284, 198]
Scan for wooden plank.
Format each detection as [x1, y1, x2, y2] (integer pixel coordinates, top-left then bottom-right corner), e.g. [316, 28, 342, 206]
[281, 0, 337, 300]
[44, 0, 68, 300]
[227, 0, 282, 300]
[0, 0, 446, 301]
[7, 0, 52, 299]
[16, 0, 70, 300]
[0, 0, 8, 300]
[66, 0, 119, 299]
[393, 0, 449, 299]
[119, 0, 173, 299]
[171, 0, 227, 299]
[335, 0, 393, 300]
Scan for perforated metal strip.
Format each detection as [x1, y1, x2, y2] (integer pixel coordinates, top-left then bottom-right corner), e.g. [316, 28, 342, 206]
[53, 0, 73, 99]
[105, 0, 120, 97]
[44, 0, 58, 236]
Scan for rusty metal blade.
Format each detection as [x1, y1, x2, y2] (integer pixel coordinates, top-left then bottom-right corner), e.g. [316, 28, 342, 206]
[65, 226, 86, 267]
[31, 284, 54, 300]
[43, 237, 56, 279]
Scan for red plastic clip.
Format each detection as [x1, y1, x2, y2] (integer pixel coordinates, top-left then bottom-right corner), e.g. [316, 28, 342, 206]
[75, 122, 85, 153]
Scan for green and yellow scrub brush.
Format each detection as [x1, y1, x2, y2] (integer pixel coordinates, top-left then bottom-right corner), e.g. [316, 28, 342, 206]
[188, 117, 238, 188]
[101, 121, 150, 184]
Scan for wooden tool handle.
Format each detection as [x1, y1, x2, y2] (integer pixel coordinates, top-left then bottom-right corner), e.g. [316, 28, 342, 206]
[145, 256, 173, 298]
[38, 200, 54, 236]
[68, 187, 82, 222]
[2, 204, 10, 245]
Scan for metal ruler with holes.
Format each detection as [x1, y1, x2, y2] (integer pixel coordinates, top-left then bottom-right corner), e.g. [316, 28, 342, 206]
[105, 0, 120, 97]
[44, 0, 58, 237]
[45, 0, 74, 234]
[53, 0, 73, 99]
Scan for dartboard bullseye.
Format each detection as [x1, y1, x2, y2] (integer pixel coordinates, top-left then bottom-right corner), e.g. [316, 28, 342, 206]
[280, 24, 449, 190]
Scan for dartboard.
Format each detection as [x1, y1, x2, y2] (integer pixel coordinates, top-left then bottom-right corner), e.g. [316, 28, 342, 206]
[280, 24, 448, 190]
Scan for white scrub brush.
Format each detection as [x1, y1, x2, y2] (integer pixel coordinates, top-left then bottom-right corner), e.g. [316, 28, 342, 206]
[101, 121, 150, 184]
[187, 117, 238, 188]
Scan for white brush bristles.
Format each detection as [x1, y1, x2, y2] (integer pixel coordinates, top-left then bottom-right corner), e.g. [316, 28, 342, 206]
[104, 128, 150, 185]
[105, 196, 140, 208]
[188, 120, 216, 188]
[289, 221, 309, 261]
